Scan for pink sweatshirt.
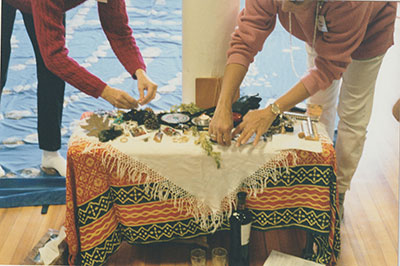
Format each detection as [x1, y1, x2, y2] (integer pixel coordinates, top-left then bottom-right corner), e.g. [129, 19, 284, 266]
[227, 1, 397, 95]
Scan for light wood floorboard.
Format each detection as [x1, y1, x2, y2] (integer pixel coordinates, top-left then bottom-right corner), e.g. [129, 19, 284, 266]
[0, 205, 66, 265]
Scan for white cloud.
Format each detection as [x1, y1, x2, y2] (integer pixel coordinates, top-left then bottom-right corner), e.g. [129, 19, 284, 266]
[171, 35, 182, 41]
[158, 85, 176, 93]
[10, 64, 26, 71]
[5, 110, 32, 120]
[26, 58, 36, 65]
[13, 84, 31, 92]
[155, 0, 166, 5]
[81, 63, 91, 68]
[282, 46, 301, 53]
[158, 72, 181, 93]
[142, 47, 162, 65]
[85, 20, 101, 26]
[86, 56, 99, 63]
[106, 72, 132, 85]
[127, 7, 150, 15]
[131, 21, 146, 26]
[152, 93, 161, 102]
[151, 10, 167, 16]
[150, 19, 181, 26]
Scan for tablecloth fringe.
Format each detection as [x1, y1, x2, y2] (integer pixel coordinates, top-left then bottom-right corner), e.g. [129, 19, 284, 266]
[69, 136, 297, 232]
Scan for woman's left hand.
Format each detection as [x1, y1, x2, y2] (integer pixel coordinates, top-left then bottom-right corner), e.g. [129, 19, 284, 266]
[135, 69, 158, 105]
[233, 107, 277, 146]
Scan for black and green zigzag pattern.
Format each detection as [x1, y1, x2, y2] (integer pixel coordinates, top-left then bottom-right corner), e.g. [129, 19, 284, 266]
[77, 164, 340, 266]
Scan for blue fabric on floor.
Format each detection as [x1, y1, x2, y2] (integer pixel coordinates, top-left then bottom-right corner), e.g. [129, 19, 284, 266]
[0, 0, 306, 208]
[0, 177, 66, 207]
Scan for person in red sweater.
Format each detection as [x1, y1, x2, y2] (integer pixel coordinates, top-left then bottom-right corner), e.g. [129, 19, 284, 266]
[208, 0, 396, 220]
[5, 0, 158, 109]
[2, 0, 158, 176]
[1, 1, 67, 176]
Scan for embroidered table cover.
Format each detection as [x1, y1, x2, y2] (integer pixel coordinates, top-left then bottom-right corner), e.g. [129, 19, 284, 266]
[65, 121, 340, 265]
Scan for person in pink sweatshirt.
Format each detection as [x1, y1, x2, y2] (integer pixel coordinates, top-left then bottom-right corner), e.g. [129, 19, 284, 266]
[208, 0, 397, 219]
[393, 99, 400, 122]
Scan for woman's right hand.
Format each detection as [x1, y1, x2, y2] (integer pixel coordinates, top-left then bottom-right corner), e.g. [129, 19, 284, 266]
[208, 107, 234, 146]
[100, 85, 139, 109]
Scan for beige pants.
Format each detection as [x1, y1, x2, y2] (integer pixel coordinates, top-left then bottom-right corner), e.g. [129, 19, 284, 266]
[305, 45, 385, 193]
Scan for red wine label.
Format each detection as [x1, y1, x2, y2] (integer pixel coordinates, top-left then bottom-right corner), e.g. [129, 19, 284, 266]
[241, 223, 251, 245]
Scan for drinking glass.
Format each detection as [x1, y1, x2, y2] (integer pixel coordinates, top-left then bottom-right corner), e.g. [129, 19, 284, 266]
[191, 248, 206, 266]
[211, 247, 228, 266]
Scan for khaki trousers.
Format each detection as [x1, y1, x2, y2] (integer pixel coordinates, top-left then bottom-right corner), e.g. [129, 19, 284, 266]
[305, 44, 385, 193]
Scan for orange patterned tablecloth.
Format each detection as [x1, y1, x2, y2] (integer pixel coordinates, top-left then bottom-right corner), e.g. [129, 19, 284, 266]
[65, 139, 340, 266]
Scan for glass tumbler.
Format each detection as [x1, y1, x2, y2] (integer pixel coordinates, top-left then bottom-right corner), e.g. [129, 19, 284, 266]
[190, 248, 206, 266]
[211, 247, 228, 266]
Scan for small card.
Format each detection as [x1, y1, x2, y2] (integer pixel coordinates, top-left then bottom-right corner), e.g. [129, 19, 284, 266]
[317, 15, 328, 32]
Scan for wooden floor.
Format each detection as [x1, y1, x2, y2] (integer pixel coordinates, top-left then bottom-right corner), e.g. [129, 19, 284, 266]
[0, 8, 399, 266]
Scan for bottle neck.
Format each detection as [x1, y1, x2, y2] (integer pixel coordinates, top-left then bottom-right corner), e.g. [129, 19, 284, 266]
[237, 200, 246, 211]
[236, 191, 247, 211]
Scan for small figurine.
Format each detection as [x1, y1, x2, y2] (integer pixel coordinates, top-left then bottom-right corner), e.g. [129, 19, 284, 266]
[153, 130, 164, 143]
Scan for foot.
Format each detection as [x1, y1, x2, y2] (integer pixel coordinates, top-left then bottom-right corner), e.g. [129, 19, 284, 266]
[338, 193, 345, 222]
[0, 165, 5, 177]
[41, 151, 66, 177]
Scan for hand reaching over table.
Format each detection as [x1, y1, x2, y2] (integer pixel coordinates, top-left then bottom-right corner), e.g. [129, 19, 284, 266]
[100, 69, 158, 109]
[208, 106, 234, 146]
[101, 85, 139, 109]
[135, 69, 158, 105]
[233, 107, 276, 147]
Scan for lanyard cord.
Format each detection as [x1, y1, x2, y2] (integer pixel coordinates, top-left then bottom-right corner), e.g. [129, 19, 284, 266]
[288, 1, 322, 78]
[288, 11, 301, 78]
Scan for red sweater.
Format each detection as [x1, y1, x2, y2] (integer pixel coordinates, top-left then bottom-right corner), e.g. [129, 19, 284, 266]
[6, 0, 146, 98]
[227, 1, 397, 95]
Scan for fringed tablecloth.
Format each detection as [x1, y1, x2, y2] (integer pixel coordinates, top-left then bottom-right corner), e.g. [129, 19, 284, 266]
[65, 122, 340, 266]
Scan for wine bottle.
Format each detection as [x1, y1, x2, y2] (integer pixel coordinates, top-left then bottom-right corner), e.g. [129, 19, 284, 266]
[229, 191, 252, 266]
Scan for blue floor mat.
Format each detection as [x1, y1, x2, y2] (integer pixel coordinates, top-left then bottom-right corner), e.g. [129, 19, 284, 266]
[0, 0, 306, 208]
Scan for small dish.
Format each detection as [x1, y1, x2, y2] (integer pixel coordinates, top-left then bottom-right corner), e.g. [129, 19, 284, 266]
[192, 117, 210, 127]
[191, 113, 211, 127]
[161, 113, 190, 124]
